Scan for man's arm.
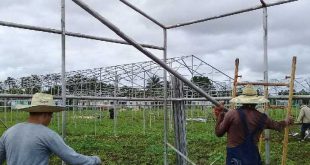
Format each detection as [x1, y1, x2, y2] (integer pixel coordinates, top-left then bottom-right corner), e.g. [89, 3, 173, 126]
[46, 132, 101, 165]
[0, 137, 6, 164]
[297, 108, 304, 123]
[265, 116, 293, 131]
[215, 112, 226, 137]
[215, 110, 233, 137]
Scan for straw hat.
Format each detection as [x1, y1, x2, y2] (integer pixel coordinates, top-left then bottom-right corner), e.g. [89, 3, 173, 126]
[17, 93, 64, 112]
[230, 84, 269, 104]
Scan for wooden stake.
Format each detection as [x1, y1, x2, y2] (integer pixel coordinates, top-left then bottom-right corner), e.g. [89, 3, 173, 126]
[231, 58, 239, 109]
[281, 56, 297, 165]
[172, 76, 187, 165]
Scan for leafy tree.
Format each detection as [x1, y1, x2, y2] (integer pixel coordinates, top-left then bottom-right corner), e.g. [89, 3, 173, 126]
[4, 77, 17, 89]
[21, 76, 32, 94]
[25, 75, 42, 94]
[66, 73, 116, 96]
[0, 81, 4, 93]
[48, 74, 62, 95]
[119, 85, 133, 97]
[191, 76, 212, 90]
[67, 73, 89, 94]
[4, 77, 19, 93]
[189, 76, 213, 97]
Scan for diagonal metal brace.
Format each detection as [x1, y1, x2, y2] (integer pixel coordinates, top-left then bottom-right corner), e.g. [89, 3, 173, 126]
[0, 119, 8, 129]
[260, 0, 267, 7]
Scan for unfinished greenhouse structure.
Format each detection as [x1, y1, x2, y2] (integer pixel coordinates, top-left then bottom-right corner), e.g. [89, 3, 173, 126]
[0, 0, 309, 164]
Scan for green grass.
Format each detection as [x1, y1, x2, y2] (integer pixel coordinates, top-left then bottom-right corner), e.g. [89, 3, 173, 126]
[0, 107, 309, 165]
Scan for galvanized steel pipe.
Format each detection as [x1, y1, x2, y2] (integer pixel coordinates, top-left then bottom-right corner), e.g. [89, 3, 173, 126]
[166, 0, 298, 29]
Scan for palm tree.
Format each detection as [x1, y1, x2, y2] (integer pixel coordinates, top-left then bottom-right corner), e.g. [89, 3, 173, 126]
[146, 75, 163, 97]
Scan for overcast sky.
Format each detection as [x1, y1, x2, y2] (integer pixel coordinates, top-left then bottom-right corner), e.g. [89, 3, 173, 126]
[0, 0, 309, 88]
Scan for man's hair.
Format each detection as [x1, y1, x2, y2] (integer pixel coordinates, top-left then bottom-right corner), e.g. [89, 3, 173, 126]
[29, 112, 52, 116]
[242, 104, 257, 109]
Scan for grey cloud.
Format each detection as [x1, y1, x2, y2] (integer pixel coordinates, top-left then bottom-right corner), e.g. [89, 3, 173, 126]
[132, 0, 260, 25]
[0, 0, 309, 84]
[0, 0, 60, 28]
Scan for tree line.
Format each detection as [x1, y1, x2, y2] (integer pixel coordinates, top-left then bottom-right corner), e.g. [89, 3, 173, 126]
[0, 74, 218, 98]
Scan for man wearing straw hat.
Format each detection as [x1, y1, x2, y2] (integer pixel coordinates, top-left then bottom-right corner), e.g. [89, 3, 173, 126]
[214, 85, 294, 165]
[0, 93, 101, 165]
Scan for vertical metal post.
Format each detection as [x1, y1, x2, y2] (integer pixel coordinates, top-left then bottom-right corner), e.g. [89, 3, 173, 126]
[262, 5, 271, 165]
[4, 98, 7, 125]
[169, 62, 173, 131]
[58, 88, 60, 132]
[60, 1, 66, 164]
[191, 55, 194, 118]
[94, 77, 97, 96]
[163, 28, 168, 165]
[80, 83, 83, 97]
[74, 99, 77, 129]
[61, 0, 66, 140]
[94, 110, 97, 136]
[10, 101, 13, 123]
[143, 71, 146, 135]
[113, 73, 118, 137]
[131, 64, 134, 121]
[99, 68, 102, 96]
[281, 56, 297, 165]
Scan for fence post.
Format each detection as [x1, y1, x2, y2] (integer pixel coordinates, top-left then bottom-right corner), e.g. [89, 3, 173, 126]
[172, 76, 187, 165]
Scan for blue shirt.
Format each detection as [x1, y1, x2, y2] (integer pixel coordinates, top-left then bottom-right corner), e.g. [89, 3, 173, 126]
[0, 122, 101, 165]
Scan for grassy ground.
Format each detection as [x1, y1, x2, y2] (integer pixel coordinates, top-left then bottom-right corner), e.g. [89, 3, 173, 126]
[0, 107, 309, 164]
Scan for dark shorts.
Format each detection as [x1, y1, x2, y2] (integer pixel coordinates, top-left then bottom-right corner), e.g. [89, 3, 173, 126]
[301, 123, 310, 131]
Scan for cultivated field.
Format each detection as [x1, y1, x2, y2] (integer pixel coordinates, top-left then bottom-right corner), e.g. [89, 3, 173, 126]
[0, 107, 309, 164]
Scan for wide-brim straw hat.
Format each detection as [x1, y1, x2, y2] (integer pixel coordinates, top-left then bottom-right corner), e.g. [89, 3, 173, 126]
[17, 93, 64, 112]
[230, 84, 269, 104]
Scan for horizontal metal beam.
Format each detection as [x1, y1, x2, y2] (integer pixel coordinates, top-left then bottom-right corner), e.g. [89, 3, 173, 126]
[1, 94, 309, 101]
[119, 0, 165, 28]
[0, 20, 163, 50]
[0, 94, 229, 101]
[237, 82, 289, 87]
[267, 95, 310, 99]
[166, 0, 298, 29]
